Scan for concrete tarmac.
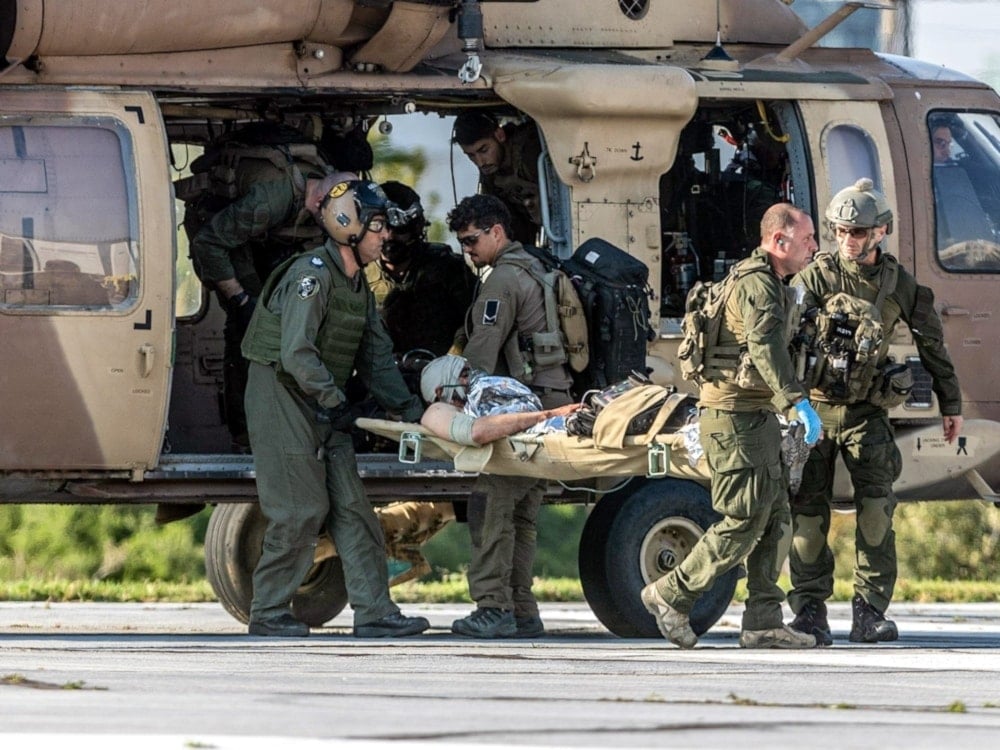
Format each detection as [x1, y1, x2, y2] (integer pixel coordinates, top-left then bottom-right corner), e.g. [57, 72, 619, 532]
[2, 601, 1000, 749]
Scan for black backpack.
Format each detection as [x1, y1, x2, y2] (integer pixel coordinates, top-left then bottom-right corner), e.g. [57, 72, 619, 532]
[560, 238, 655, 391]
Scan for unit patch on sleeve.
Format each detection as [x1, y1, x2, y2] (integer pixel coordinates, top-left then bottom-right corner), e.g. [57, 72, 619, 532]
[482, 299, 501, 326]
[297, 276, 319, 299]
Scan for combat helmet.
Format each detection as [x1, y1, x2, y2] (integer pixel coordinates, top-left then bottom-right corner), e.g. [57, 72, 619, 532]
[825, 178, 894, 234]
[382, 181, 428, 236]
[319, 179, 390, 246]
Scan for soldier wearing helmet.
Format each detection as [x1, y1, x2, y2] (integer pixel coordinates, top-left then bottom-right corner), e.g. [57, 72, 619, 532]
[364, 181, 475, 357]
[238, 178, 429, 639]
[787, 178, 963, 646]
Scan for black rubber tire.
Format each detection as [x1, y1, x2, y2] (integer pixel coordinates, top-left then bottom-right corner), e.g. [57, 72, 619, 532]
[204, 503, 348, 627]
[581, 478, 738, 638]
[578, 488, 631, 636]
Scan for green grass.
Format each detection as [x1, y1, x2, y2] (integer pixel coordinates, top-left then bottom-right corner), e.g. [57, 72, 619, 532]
[2, 575, 1000, 604]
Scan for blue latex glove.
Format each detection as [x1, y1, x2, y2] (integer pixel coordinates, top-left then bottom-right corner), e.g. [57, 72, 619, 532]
[795, 400, 823, 446]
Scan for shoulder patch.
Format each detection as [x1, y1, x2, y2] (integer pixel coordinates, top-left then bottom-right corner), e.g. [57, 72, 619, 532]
[482, 299, 501, 326]
[310, 256, 324, 267]
[297, 276, 320, 299]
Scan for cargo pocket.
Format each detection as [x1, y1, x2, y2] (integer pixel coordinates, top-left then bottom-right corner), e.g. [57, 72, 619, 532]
[704, 412, 781, 518]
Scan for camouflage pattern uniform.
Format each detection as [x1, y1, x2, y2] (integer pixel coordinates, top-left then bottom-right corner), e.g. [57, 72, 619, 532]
[364, 242, 475, 356]
[789, 249, 962, 614]
[481, 123, 543, 245]
[651, 247, 808, 632]
[241, 240, 422, 626]
[462, 240, 572, 621]
[191, 177, 323, 446]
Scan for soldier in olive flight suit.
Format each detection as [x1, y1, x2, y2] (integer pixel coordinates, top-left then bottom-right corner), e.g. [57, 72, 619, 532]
[788, 179, 963, 645]
[453, 111, 543, 245]
[240, 178, 428, 638]
[642, 203, 822, 649]
[445, 194, 573, 639]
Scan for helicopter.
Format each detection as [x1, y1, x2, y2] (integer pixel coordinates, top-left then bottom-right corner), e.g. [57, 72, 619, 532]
[0, 0, 997, 637]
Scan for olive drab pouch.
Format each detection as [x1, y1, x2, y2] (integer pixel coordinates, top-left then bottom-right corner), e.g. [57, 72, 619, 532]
[809, 291, 884, 402]
[868, 360, 914, 409]
[677, 256, 772, 386]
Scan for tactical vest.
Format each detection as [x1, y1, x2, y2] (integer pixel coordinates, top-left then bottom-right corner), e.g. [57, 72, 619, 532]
[176, 139, 329, 266]
[242, 247, 367, 389]
[677, 254, 775, 386]
[801, 252, 899, 403]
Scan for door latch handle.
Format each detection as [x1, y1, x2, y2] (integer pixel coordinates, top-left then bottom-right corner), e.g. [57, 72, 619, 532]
[941, 306, 970, 317]
[139, 343, 155, 378]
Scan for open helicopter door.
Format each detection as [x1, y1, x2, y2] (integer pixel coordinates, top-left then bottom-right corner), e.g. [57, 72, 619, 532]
[0, 90, 174, 473]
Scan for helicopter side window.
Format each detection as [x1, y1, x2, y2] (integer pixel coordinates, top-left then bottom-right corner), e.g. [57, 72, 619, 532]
[824, 124, 882, 200]
[0, 123, 138, 310]
[929, 111, 1000, 272]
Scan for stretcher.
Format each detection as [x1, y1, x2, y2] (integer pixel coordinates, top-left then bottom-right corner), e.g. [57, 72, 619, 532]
[355, 417, 711, 483]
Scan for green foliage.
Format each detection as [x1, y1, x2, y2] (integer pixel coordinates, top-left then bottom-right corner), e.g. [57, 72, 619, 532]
[418, 504, 586, 581]
[829, 500, 1000, 582]
[0, 505, 209, 582]
[4, 500, 1000, 606]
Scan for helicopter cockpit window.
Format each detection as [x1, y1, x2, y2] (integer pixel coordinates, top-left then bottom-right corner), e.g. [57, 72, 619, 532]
[929, 111, 1000, 273]
[0, 123, 138, 310]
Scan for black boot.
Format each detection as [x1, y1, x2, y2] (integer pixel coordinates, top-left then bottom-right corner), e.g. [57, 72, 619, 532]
[791, 598, 833, 647]
[849, 594, 898, 643]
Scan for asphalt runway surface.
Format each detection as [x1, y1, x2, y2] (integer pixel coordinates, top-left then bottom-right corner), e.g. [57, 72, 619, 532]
[2, 600, 1000, 749]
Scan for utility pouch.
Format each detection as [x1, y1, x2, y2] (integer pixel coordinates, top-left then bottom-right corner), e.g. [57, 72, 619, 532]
[868, 361, 913, 409]
[530, 329, 568, 368]
[734, 350, 768, 390]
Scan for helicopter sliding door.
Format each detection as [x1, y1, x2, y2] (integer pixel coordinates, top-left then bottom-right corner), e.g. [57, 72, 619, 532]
[887, 83, 1000, 423]
[0, 90, 174, 472]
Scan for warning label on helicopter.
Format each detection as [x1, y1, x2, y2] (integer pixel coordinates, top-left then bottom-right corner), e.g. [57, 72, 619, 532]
[912, 435, 974, 457]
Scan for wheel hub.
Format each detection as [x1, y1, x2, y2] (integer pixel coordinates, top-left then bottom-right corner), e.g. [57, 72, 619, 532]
[639, 516, 705, 583]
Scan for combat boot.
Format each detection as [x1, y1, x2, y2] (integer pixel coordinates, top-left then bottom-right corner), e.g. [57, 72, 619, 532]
[640, 582, 697, 648]
[791, 598, 833, 647]
[739, 624, 817, 649]
[451, 607, 516, 638]
[248, 613, 310, 638]
[849, 594, 898, 643]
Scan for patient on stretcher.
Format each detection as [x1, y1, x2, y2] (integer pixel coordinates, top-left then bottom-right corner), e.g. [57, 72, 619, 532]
[417, 354, 579, 446]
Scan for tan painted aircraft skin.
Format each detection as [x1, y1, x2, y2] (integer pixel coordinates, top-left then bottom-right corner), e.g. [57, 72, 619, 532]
[0, 0, 996, 499]
[0, 2, 997, 631]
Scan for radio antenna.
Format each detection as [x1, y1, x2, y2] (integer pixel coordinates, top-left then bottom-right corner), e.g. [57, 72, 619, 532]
[702, 0, 735, 62]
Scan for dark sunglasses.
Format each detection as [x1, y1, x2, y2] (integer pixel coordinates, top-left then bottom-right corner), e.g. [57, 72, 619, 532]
[834, 225, 871, 239]
[458, 226, 493, 247]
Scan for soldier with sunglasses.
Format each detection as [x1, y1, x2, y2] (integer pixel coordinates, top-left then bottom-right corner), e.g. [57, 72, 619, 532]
[443, 194, 573, 638]
[787, 178, 963, 646]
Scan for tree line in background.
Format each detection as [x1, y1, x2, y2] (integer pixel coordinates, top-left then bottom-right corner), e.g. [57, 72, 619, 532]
[0, 500, 998, 587]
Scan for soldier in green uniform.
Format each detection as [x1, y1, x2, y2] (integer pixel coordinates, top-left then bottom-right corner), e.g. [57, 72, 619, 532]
[240, 178, 429, 638]
[453, 111, 543, 245]
[188, 140, 334, 451]
[364, 181, 475, 356]
[788, 179, 963, 645]
[444, 194, 573, 639]
[642, 203, 821, 649]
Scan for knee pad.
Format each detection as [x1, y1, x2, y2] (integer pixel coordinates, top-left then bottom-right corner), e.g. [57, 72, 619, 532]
[792, 514, 826, 564]
[858, 495, 893, 547]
